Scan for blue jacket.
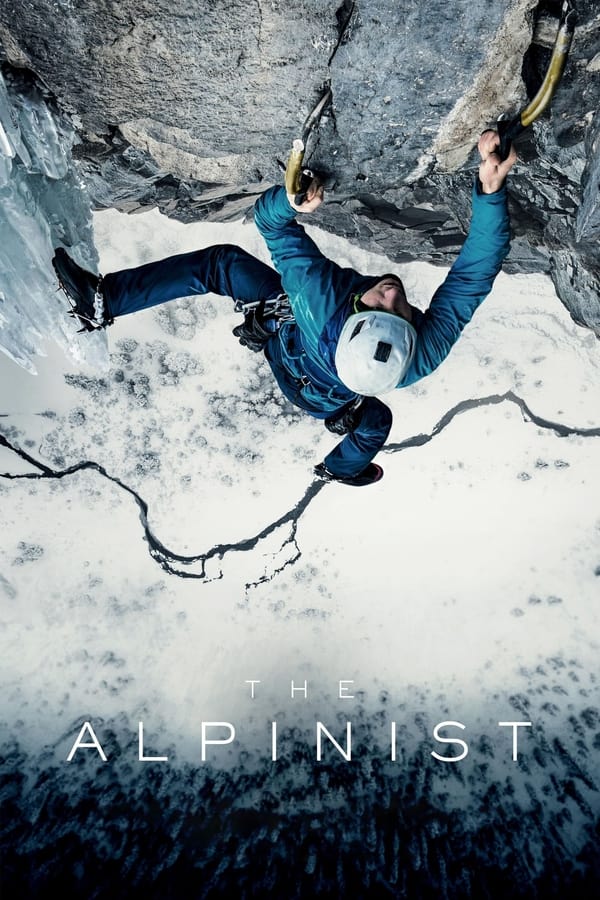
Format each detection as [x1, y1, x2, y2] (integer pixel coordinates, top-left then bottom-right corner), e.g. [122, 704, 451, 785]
[254, 182, 511, 476]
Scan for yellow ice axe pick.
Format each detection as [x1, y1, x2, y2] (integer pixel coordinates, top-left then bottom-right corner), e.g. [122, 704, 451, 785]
[498, 0, 577, 160]
[284, 87, 332, 204]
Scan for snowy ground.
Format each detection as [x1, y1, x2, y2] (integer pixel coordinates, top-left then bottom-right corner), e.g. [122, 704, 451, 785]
[1, 206, 600, 893]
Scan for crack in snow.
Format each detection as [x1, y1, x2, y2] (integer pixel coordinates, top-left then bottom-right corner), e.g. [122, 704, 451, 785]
[1, 391, 598, 583]
[384, 391, 600, 453]
[0, 426, 325, 582]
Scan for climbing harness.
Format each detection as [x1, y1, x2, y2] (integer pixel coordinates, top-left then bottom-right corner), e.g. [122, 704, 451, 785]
[283, 87, 332, 205]
[498, 0, 577, 159]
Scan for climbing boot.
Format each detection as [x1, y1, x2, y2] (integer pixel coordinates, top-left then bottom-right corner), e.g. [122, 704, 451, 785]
[314, 462, 383, 487]
[52, 247, 113, 332]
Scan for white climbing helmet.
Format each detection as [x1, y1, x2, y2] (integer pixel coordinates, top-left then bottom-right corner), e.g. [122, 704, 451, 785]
[335, 310, 417, 395]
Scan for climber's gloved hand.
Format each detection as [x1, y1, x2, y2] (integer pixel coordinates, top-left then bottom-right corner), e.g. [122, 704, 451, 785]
[232, 308, 273, 352]
[324, 401, 364, 436]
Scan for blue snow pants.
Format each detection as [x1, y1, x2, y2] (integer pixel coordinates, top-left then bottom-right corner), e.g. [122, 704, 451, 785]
[102, 244, 283, 315]
[101, 244, 391, 478]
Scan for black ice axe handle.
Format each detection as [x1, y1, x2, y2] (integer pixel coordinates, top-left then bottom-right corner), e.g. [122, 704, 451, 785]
[497, 0, 577, 161]
[284, 87, 332, 204]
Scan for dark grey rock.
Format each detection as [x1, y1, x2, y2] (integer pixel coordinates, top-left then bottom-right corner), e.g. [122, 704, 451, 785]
[576, 109, 600, 242]
[0, 0, 598, 333]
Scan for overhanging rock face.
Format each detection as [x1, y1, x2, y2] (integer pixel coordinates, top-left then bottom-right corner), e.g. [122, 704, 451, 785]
[0, 0, 598, 335]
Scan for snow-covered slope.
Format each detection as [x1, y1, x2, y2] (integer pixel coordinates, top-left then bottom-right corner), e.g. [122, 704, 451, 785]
[1, 202, 599, 895]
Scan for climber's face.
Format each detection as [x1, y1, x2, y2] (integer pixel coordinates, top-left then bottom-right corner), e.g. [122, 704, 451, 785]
[359, 275, 413, 322]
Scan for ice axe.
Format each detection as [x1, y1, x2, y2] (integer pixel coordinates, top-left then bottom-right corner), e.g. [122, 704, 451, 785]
[497, 0, 577, 160]
[283, 87, 332, 205]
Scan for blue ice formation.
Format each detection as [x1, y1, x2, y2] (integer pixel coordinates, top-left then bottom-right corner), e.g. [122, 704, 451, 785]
[0, 69, 108, 374]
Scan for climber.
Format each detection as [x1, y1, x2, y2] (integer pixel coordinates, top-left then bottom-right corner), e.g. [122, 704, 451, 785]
[52, 129, 516, 487]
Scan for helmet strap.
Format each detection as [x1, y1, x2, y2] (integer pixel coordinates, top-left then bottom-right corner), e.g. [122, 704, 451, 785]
[352, 293, 367, 314]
